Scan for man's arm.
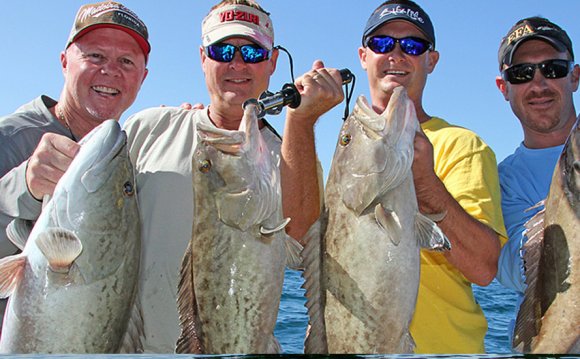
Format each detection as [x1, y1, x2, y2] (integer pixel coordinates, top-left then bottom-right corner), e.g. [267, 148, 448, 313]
[412, 129, 502, 286]
[280, 60, 344, 244]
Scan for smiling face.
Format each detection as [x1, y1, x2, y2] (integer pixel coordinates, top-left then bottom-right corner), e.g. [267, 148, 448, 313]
[61, 27, 148, 124]
[358, 20, 439, 113]
[200, 36, 278, 121]
[496, 39, 580, 148]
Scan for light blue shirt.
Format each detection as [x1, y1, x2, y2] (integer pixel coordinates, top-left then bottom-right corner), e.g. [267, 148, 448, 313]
[497, 142, 563, 292]
[497, 142, 563, 341]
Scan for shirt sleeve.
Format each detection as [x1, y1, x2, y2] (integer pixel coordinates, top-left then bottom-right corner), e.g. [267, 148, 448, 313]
[0, 160, 42, 256]
[434, 135, 508, 241]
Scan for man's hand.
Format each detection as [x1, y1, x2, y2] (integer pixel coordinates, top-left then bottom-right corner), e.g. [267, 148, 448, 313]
[289, 60, 345, 125]
[25, 133, 80, 200]
[412, 127, 448, 215]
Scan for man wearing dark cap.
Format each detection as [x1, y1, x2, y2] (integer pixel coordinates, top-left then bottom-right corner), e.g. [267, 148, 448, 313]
[358, 0, 507, 353]
[0, 0, 149, 329]
[495, 16, 579, 342]
[123, 0, 345, 352]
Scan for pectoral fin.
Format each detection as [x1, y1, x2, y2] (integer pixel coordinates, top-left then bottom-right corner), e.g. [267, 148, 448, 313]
[375, 203, 401, 245]
[36, 228, 83, 273]
[415, 213, 451, 251]
[6, 219, 33, 251]
[0, 253, 26, 298]
[260, 217, 290, 235]
[283, 221, 305, 270]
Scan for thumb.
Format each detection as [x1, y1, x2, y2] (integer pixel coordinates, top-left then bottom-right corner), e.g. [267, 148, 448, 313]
[312, 59, 325, 71]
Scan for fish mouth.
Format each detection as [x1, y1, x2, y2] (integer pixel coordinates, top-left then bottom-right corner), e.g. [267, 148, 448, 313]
[77, 120, 127, 193]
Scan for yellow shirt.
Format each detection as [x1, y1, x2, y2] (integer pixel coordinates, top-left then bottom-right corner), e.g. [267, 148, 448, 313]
[410, 117, 507, 353]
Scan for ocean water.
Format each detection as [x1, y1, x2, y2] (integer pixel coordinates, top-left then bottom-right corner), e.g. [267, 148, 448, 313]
[274, 269, 520, 354]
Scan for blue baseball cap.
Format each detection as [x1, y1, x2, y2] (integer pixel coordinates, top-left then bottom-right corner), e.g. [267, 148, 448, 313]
[362, 1, 435, 48]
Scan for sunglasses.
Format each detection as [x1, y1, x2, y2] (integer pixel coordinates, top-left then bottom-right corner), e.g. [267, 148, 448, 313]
[365, 35, 433, 56]
[502, 59, 573, 84]
[204, 42, 271, 64]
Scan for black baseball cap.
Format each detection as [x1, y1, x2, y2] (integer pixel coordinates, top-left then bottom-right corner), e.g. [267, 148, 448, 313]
[362, 1, 435, 48]
[498, 17, 573, 70]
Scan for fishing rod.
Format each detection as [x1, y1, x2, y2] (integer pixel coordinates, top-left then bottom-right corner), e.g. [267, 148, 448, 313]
[243, 69, 355, 119]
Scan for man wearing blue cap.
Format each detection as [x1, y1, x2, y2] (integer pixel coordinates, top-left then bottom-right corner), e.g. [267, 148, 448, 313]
[495, 16, 579, 346]
[358, 0, 507, 353]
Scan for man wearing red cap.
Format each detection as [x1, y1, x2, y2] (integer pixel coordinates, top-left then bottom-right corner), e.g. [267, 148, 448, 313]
[0, 0, 149, 330]
[123, 0, 345, 353]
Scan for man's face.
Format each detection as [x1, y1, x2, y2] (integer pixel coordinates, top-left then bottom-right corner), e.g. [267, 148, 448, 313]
[62, 27, 148, 122]
[497, 39, 579, 140]
[201, 37, 278, 114]
[358, 20, 438, 111]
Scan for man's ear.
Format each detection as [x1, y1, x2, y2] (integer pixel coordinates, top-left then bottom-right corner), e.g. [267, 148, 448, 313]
[358, 46, 368, 71]
[495, 76, 509, 101]
[426, 50, 439, 74]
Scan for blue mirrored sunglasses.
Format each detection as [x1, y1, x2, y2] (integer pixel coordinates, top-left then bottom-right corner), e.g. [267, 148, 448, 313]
[502, 59, 573, 84]
[205, 43, 272, 64]
[365, 35, 432, 56]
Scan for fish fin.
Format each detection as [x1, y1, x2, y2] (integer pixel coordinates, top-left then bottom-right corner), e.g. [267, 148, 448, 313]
[300, 219, 328, 354]
[36, 228, 83, 273]
[284, 233, 304, 271]
[415, 213, 451, 251]
[513, 208, 546, 352]
[424, 210, 447, 223]
[176, 242, 204, 354]
[260, 217, 290, 235]
[267, 336, 282, 353]
[119, 294, 145, 353]
[0, 254, 26, 298]
[375, 204, 401, 245]
[6, 219, 33, 251]
[399, 331, 416, 353]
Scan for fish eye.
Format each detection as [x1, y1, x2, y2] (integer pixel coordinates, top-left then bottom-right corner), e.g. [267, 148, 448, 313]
[123, 181, 135, 196]
[340, 133, 352, 146]
[199, 159, 212, 173]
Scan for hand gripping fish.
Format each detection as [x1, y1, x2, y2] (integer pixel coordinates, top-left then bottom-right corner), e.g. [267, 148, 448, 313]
[514, 117, 580, 354]
[302, 87, 450, 354]
[0, 120, 142, 353]
[176, 100, 302, 354]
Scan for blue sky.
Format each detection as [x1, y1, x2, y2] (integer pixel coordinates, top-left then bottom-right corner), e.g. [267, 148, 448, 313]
[1, 1, 579, 177]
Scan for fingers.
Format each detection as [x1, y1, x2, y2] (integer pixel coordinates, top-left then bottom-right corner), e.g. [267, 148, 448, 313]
[26, 133, 79, 200]
[289, 62, 347, 122]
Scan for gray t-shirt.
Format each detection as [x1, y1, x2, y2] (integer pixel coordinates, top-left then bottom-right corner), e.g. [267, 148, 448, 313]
[0, 95, 73, 257]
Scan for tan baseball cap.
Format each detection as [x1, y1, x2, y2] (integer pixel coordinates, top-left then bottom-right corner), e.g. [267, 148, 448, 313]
[201, 4, 274, 50]
[66, 1, 150, 58]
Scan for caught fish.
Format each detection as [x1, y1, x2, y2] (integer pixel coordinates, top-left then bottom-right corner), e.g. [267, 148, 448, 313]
[176, 100, 301, 354]
[303, 87, 449, 354]
[514, 118, 580, 353]
[0, 120, 142, 353]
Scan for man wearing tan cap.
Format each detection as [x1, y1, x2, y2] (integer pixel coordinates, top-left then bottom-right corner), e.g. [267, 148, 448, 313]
[123, 0, 345, 353]
[0, 0, 149, 329]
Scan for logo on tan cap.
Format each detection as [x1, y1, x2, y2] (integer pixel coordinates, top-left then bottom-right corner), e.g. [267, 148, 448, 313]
[202, 4, 274, 50]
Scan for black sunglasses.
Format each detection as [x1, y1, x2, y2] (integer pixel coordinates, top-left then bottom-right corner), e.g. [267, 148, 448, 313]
[204, 42, 271, 64]
[365, 35, 433, 56]
[502, 59, 573, 85]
